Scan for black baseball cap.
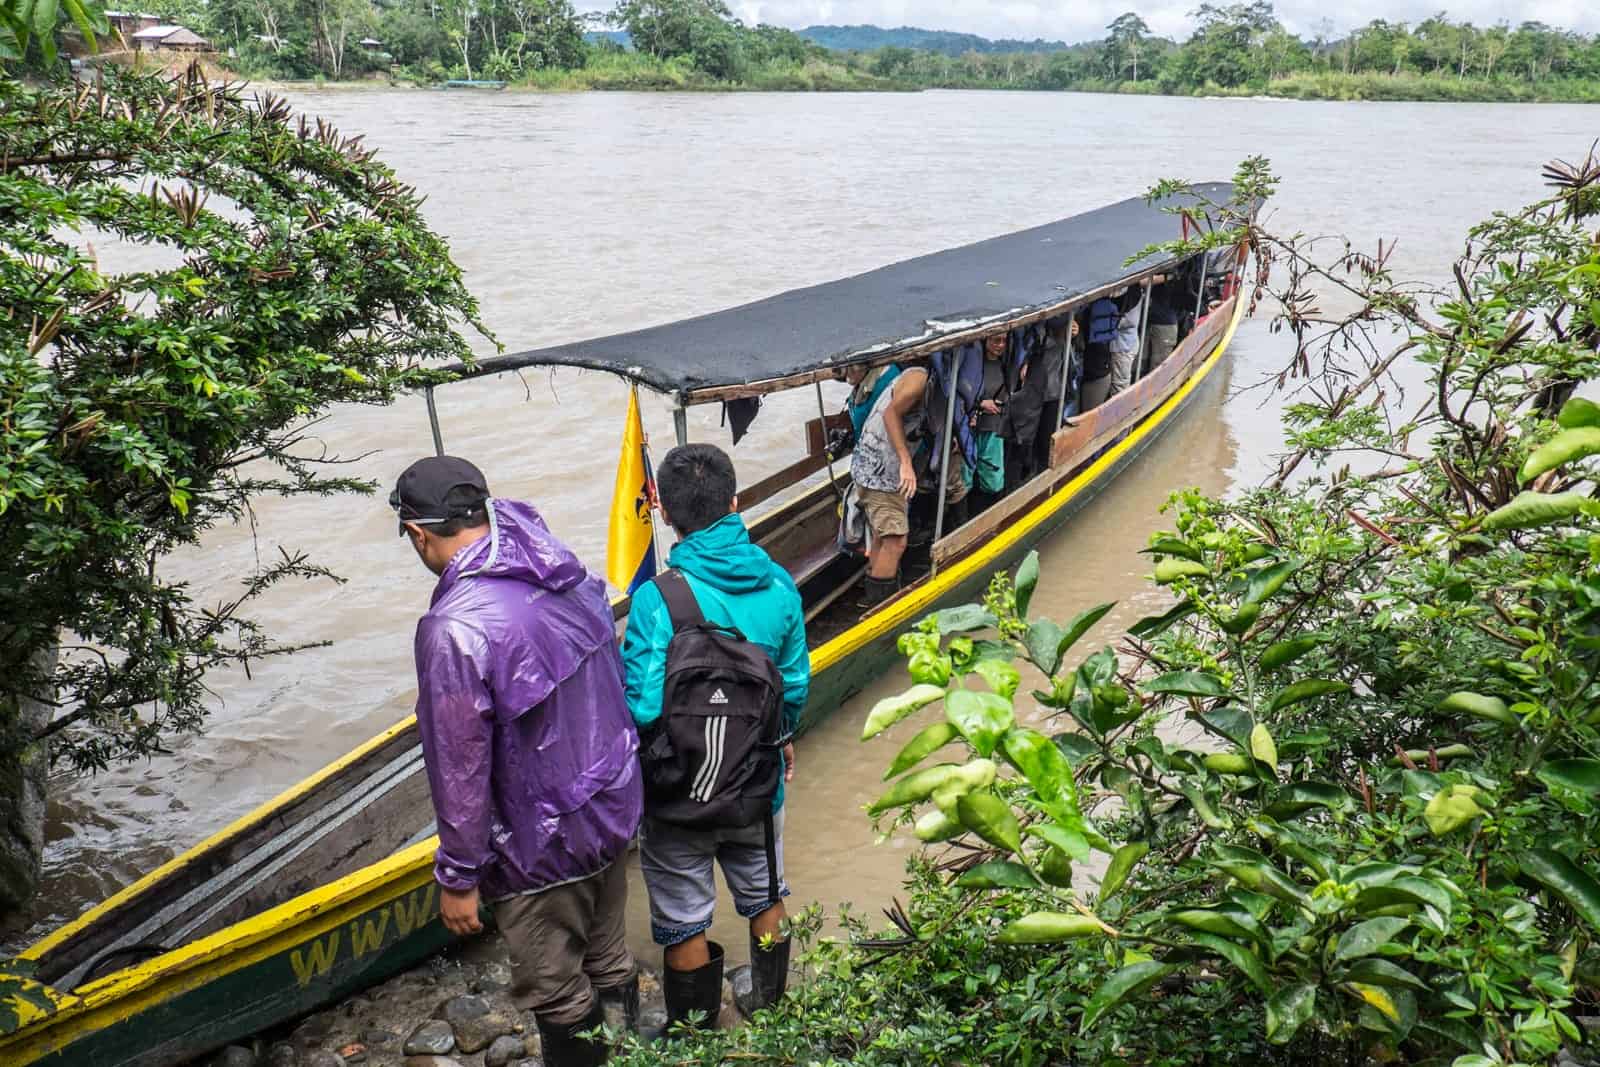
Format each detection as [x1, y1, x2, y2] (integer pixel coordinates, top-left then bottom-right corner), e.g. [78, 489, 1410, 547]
[389, 456, 490, 536]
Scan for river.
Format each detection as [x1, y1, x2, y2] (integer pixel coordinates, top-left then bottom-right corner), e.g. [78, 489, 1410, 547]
[14, 89, 1594, 962]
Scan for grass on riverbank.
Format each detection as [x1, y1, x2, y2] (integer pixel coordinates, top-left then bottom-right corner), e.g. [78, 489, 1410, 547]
[1258, 69, 1600, 102]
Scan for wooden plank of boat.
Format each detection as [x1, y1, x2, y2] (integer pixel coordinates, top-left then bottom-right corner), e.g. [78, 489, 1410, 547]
[2, 195, 1246, 1063]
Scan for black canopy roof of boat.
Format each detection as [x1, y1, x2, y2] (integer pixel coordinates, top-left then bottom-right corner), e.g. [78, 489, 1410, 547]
[449, 182, 1233, 400]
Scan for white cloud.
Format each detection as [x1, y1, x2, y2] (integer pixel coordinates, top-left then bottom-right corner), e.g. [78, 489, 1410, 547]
[575, 0, 1600, 43]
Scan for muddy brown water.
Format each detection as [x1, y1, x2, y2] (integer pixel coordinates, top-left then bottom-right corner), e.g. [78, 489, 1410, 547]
[14, 90, 1595, 966]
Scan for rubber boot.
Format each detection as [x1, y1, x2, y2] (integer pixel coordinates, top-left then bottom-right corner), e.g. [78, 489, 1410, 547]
[749, 935, 791, 1012]
[535, 996, 608, 1067]
[597, 971, 639, 1034]
[857, 574, 899, 611]
[664, 940, 724, 1034]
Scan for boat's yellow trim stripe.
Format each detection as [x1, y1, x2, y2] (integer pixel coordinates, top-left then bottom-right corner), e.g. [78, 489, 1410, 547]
[0, 839, 441, 1056]
[23, 715, 423, 961]
[812, 293, 1244, 675]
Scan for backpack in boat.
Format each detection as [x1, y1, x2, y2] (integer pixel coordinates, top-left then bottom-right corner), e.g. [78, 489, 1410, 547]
[638, 570, 787, 830]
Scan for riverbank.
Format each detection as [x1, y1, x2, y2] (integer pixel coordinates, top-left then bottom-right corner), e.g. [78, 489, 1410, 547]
[197, 925, 766, 1067]
[234, 51, 1600, 102]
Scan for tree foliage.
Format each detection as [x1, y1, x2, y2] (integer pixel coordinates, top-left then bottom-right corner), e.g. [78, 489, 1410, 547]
[0, 67, 489, 772]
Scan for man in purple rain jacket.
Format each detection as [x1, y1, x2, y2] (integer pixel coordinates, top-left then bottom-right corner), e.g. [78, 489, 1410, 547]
[394, 456, 642, 1067]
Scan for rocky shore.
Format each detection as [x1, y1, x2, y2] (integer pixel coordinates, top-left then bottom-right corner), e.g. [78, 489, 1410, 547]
[199, 929, 764, 1067]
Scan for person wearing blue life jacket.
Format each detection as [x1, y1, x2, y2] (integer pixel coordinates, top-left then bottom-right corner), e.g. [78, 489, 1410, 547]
[845, 364, 902, 441]
[1082, 295, 1120, 409]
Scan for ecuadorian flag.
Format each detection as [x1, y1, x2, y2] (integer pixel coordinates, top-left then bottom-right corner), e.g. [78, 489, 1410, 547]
[606, 386, 658, 594]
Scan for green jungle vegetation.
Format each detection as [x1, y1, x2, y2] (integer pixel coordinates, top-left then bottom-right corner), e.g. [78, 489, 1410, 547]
[8, 0, 1600, 101]
[605, 155, 1600, 1064]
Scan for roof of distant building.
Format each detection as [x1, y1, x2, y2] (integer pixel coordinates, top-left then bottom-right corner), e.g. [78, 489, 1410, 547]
[131, 24, 209, 45]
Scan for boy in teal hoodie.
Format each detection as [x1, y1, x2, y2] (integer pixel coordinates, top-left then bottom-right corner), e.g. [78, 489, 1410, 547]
[622, 443, 810, 1032]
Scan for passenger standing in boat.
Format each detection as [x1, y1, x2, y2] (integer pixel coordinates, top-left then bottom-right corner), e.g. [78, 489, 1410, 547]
[1145, 274, 1181, 375]
[621, 443, 809, 1033]
[1082, 295, 1119, 409]
[969, 333, 1010, 514]
[848, 365, 933, 601]
[393, 456, 642, 1067]
[1108, 285, 1146, 397]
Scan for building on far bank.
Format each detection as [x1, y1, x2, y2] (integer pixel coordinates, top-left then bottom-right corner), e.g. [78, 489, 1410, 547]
[103, 10, 160, 40]
[129, 24, 212, 53]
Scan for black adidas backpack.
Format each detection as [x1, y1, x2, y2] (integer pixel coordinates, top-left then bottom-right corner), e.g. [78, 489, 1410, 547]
[637, 570, 789, 831]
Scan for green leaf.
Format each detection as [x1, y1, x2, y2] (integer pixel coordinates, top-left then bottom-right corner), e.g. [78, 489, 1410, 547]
[1268, 678, 1349, 713]
[955, 860, 1036, 890]
[998, 911, 1103, 944]
[1154, 558, 1209, 583]
[1266, 781, 1352, 819]
[929, 604, 999, 634]
[1559, 396, 1600, 429]
[1519, 426, 1600, 484]
[1143, 671, 1229, 698]
[971, 658, 1021, 701]
[1180, 782, 1231, 829]
[1197, 705, 1254, 750]
[1026, 820, 1091, 864]
[1343, 957, 1428, 992]
[1259, 634, 1323, 672]
[912, 808, 963, 842]
[866, 763, 961, 815]
[944, 688, 1014, 758]
[1056, 601, 1116, 660]
[1169, 906, 1264, 942]
[1334, 916, 1410, 961]
[1054, 733, 1099, 767]
[1014, 550, 1041, 618]
[956, 790, 1022, 854]
[1099, 841, 1148, 900]
[1189, 931, 1270, 992]
[883, 721, 960, 780]
[1423, 784, 1485, 836]
[1024, 619, 1066, 675]
[861, 683, 947, 740]
[1128, 599, 1195, 639]
[1249, 723, 1278, 767]
[1142, 536, 1202, 561]
[1437, 690, 1515, 726]
[1244, 559, 1299, 605]
[1079, 961, 1174, 1032]
[1481, 489, 1589, 531]
[1001, 728, 1082, 825]
[1523, 849, 1600, 933]
[1538, 758, 1600, 795]
[1265, 983, 1316, 1044]
[1356, 877, 1453, 922]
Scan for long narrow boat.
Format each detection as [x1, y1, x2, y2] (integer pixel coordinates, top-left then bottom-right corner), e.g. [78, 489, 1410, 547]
[0, 186, 1248, 1065]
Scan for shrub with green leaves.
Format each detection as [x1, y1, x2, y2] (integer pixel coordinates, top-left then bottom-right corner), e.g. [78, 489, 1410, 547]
[613, 150, 1600, 1065]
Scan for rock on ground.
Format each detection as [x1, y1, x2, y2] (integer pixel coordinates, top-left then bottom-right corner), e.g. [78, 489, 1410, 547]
[435, 993, 516, 1054]
[481, 1034, 526, 1067]
[207, 1046, 258, 1067]
[402, 1020, 455, 1056]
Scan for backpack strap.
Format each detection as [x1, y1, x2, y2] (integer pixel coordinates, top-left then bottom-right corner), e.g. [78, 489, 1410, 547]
[651, 570, 706, 632]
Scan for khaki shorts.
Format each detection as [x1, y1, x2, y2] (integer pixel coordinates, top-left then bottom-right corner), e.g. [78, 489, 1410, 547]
[859, 487, 910, 537]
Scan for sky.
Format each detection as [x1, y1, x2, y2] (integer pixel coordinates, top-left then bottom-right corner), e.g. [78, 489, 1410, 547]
[573, 1, 1600, 43]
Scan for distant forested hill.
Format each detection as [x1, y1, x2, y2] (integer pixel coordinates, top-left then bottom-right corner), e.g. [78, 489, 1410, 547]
[798, 24, 1071, 55]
